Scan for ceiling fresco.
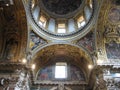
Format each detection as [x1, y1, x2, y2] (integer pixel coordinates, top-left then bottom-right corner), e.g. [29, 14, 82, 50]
[0, 0, 27, 62]
[76, 31, 95, 53]
[97, 0, 120, 64]
[29, 30, 47, 50]
[105, 42, 120, 59]
[29, 0, 96, 40]
[0, 0, 120, 89]
[42, 0, 82, 15]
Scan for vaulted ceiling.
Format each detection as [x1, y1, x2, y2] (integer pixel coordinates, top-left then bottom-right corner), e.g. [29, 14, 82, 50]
[0, 0, 27, 62]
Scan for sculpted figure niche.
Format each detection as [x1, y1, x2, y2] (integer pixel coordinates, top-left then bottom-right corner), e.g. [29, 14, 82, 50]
[4, 38, 18, 61]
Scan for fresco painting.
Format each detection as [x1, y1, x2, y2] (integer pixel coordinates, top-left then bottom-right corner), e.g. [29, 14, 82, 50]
[77, 32, 94, 52]
[42, 0, 82, 15]
[37, 65, 85, 81]
[37, 66, 53, 80]
[70, 65, 85, 81]
[108, 7, 120, 23]
[105, 42, 120, 59]
[30, 31, 46, 50]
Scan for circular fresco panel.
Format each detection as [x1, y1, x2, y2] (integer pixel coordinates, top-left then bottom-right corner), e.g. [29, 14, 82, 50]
[108, 7, 120, 23]
[42, 0, 82, 15]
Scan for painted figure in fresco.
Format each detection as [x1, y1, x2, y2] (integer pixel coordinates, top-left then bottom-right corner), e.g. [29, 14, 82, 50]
[77, 32, 94, 52]
[37, 66, 52, 80]
[5, 38, 18, 61]
[106, 41, 120, 59]
[70, 65, 84, 81]
[30, 31, 46, 50]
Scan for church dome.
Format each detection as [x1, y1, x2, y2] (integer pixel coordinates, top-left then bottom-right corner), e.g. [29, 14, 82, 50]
[29, 0, 97, 40]
[40, 0, 83, 17]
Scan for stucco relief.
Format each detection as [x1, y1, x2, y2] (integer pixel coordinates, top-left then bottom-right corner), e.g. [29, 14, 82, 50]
[104, 24, 120, 43]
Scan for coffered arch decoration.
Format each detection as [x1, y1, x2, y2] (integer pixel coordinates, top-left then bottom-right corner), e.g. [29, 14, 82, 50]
[0, 0, 28, 62]
[30, 44, 94, 83]
[96, 0, 120, 64]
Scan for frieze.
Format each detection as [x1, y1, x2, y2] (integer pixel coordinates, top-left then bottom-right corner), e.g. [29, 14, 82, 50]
[34, 80, 87, 85]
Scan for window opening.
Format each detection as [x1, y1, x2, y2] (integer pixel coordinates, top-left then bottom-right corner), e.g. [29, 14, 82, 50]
[55, 62, 67, 79]
[57, 23, 66, 33]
